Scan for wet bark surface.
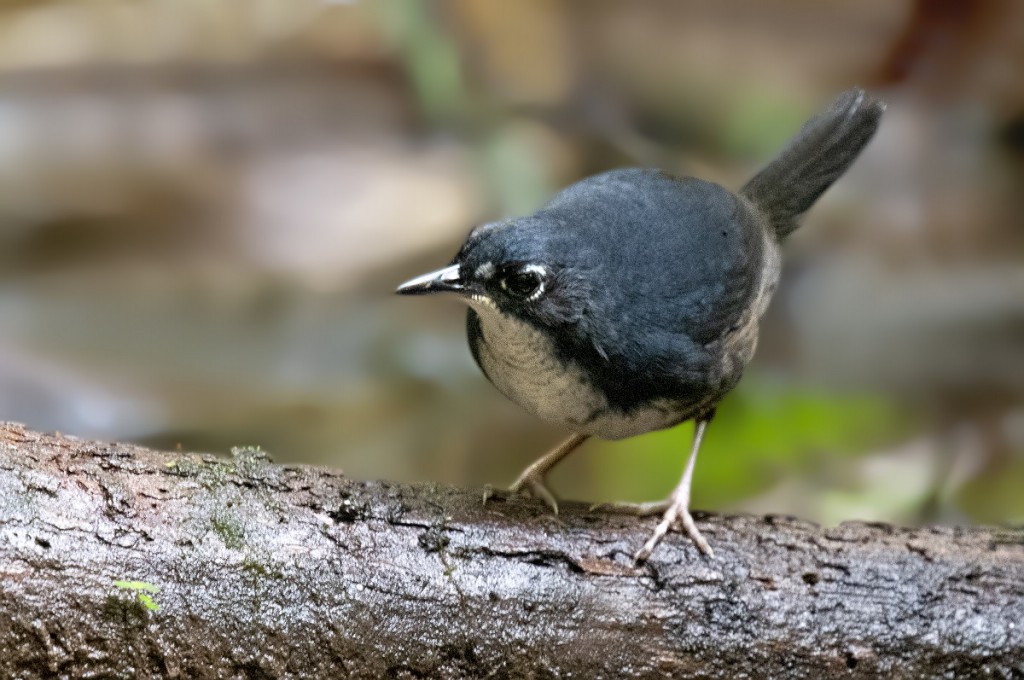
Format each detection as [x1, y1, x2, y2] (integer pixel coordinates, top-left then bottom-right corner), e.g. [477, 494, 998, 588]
[0, 422, 1021, 679]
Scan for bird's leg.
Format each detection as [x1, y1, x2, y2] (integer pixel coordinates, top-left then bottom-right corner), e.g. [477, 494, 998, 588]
[494, 433, 589, 514]
[634, 418, 713, 562]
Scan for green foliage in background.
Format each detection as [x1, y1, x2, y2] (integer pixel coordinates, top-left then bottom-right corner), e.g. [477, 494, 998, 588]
[957, 461, 1024, 524]
[559, 377, 911, 509]
[719, 90, 810, 159]
[374, 0, 469, 124]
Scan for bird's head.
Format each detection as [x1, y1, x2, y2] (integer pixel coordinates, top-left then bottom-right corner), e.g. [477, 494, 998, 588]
[396, 216, 592, 329]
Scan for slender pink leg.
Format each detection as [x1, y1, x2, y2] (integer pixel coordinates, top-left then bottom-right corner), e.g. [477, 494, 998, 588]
[634, 419, 713, 562]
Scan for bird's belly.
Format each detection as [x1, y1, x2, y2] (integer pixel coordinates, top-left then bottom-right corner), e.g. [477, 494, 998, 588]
[472, 311, 693, 439]
[580, 399, 696, 440]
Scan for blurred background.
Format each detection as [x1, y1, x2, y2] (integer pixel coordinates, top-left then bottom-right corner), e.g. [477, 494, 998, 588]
[1, 0, 1022, 527]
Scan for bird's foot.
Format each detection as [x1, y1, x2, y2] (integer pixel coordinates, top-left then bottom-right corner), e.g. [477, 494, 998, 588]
[589, 499, 669, 516]
[481, 475, 561, 513]
[507, 470, 560, 514]
[634, 498, 713, 563]
[482, 434, 589, 514]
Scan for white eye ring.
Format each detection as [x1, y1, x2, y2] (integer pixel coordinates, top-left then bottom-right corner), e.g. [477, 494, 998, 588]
[523, 264, 546, 301]
[500, 264, 546, 301]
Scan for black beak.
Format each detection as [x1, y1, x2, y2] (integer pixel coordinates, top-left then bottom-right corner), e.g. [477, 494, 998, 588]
[396, 264, 464, 295]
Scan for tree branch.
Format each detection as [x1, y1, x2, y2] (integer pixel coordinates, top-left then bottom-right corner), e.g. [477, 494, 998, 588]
[0, 423, 1021, 678]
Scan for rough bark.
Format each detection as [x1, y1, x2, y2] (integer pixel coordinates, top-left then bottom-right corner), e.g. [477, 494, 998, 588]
[0, 423, 1021, 679]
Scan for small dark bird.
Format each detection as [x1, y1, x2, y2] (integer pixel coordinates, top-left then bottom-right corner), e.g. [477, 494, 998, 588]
[398, 89, 884, 561]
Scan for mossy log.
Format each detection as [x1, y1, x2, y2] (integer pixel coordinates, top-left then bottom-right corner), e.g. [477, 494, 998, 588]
[0, 422, 1021, 678]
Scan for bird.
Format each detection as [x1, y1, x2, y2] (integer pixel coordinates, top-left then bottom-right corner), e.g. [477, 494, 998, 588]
[397, 89, 885, 562]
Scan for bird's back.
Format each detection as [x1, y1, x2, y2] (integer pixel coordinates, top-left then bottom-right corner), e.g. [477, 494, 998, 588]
[537, 168, 769, 410]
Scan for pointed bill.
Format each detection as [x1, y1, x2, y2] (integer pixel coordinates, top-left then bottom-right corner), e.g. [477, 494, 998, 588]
[396, 264, 463, 295]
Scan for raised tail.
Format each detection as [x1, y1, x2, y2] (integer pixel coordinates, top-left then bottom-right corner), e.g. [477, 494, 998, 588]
[741, 88, 884, 239]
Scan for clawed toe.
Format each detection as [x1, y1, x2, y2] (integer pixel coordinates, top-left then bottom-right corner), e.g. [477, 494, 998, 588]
[488, 433, 588, 515]
[483, 480, 559, 514]
[630, 418, 714, 562]
[680, 510, 713, 558]
[634, 502, 713, 563]
[589, 500, 670, 516]
[509, 474, 560, 514]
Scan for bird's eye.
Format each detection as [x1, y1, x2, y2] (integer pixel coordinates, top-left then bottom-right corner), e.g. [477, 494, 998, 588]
[501, 267, 544, 301]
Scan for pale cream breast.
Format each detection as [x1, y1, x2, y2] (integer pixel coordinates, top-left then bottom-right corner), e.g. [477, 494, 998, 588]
[471, 301, 696, 440]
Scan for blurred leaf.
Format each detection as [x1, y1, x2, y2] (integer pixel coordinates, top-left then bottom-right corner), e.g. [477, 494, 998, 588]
[955, 459, 1024, 524]
[555, 377, 910, 508]
[480, 122, 559, 217]
[719, 91, 808, 159]
[373, 0, 468, 123]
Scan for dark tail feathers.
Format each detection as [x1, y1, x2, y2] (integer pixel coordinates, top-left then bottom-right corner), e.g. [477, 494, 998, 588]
[741, 88, 884, 239]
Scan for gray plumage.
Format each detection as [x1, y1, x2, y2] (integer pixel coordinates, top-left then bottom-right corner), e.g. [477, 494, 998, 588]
[397, 88, 884, 560]
[742, 89, 885, 238]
